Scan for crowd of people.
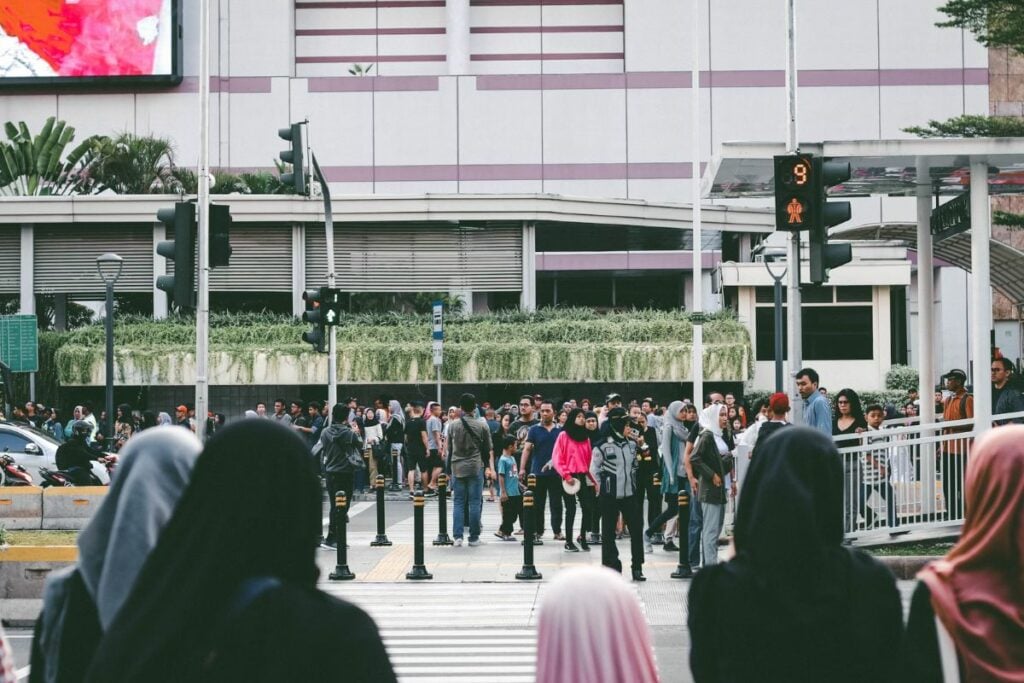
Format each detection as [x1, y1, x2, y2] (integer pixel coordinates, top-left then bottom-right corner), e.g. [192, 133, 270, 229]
[0, 378, 1014, 680]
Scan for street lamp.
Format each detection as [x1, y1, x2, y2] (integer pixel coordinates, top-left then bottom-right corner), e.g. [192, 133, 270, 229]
[755, 245, 788, 394]
[96, 253, 123, 446]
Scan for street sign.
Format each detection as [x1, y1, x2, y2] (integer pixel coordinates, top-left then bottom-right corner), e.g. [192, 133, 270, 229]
[0, 315, 39, 373]
[931, 192, 970, 243]
[432, 301, 443, 368]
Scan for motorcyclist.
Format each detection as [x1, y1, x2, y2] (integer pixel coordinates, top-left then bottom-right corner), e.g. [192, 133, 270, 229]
[55, 420, 108, 484]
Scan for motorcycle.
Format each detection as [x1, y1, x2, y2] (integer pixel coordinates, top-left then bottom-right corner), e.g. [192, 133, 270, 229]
[38, 456, 115, 488]
[0, 450, 32, 486]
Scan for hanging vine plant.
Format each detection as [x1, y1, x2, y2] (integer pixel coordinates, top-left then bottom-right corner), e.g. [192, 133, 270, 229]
[48, 309, 753, 386]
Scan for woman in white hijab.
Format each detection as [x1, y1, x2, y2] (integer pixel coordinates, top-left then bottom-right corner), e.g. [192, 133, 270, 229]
[689, 404, 734, 567]
[30, 427, 201, 683]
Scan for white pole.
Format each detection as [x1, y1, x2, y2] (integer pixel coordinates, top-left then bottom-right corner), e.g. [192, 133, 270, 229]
[690, 0, 704, 407]
[916, 157, 936, 515]
[785, 0, 803, 424]
[195, 0, 211, 440]
[446, 0, 470, 75]
[970, 159, 992, 426]
[313, 152, 338, 413]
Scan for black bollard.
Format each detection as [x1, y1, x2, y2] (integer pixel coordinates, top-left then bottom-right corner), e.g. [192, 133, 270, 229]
[406, 489, 433, 580]
[329, 491, 355, 581]
[670, 490, 693, 579]
[371, 475, 392, 546]
[516, 489, 543, 580]
[526, 473, 542, 545]
[651, 473, 665, 544]
[433, 473, 454, 546]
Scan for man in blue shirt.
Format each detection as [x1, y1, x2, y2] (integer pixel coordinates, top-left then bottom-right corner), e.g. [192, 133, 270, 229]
[796, 368, 832, 437]
[521, 400, 563, 542]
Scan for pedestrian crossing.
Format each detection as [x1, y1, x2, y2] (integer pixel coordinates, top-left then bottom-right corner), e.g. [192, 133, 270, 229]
[348, 498, 506, 546]
[320, 582, 539, 682]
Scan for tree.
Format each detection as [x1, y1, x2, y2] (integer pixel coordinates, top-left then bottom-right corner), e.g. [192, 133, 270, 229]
[0, 118, 104, 196]
[903, 114, 1024, 138]
[937, 1, 1024, 54]
[90, 133, 178, 194]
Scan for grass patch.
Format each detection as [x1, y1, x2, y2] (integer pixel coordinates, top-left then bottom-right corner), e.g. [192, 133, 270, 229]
[868, 541, 954, 557]
[3, 530, 78, 546]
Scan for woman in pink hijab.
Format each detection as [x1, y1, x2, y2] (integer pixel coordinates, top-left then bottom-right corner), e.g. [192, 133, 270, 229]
[906, 426, 1024, 682]
[536, 566, 659, 683]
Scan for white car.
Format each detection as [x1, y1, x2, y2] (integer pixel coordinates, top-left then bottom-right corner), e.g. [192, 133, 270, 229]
[0, 422, 110, 485]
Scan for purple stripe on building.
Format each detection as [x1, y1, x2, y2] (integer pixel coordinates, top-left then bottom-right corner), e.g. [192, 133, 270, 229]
[296, 1, 445, 9]
[471, 52, 624, 62]
[297, 54, 447, 63]
[459, 164, 544, 181]
[297, 27, 446, 36]
[625, 71, 691, 89]
[708, 70, 782, 87]
[798, 70, 878, 87]
[471, 0, 620, 6]
[878, 67, 988, 86]
[307, 75, 440, 92]
[177, 77, 273, 93]
[470, 25, 623, 34]
[629, 163, 693, 180]
[374, 165, 460, 182]
[311, 162, 695, 183]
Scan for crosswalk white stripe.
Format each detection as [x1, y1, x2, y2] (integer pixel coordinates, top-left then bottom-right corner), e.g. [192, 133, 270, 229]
[395, 665, 536, 675]
[392, 655, 535, 664]
[401, 678, 534, 683]
[380, 630, 533, 638]
[386, 646, 535, 654]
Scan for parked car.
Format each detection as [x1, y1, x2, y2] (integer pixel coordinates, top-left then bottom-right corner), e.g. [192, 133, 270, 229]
[0, 422, 110, 485]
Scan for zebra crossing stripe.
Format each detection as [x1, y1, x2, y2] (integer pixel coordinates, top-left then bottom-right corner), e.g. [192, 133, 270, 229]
[380, 627, 537, 683]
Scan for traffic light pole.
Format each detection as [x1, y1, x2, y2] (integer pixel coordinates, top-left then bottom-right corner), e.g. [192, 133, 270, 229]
[195, 0, 211, 440]
[784, 0, 804, 424]
[311, 152, 337, 412]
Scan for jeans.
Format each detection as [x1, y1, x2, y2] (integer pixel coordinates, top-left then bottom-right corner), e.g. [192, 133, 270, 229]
[453, 470, 484, 540]
[701, 502, 725, 567]
[599, 494, 645, 572]
[688, 492, 703, 568]
[532, 475, 563, 535]
[561, 474, 596, 540]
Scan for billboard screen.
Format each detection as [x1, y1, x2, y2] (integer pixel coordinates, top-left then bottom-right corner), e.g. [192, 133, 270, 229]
[0, 0, 181, 87]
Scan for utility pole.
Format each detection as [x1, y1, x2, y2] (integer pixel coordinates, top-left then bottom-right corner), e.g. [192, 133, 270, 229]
[310, 152, 338, 412]
[784, 0, 804, 424]
[195, 0, 211, 440]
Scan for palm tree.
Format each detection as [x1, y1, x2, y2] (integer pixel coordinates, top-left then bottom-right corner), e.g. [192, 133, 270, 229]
[0, 117, 104, 196]
[90, 133, 178, 194]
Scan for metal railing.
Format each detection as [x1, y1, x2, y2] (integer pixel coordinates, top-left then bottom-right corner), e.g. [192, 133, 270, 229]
[832, 410, 1024, 541]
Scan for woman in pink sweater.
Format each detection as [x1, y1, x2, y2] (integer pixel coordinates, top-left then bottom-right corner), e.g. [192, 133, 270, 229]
[552, 408, 598, 552]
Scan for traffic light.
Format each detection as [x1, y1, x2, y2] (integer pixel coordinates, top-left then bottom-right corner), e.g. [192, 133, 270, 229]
[808, 159, 853, 285]
[210, 204, 232, 268]
[302, 287, 326, 353]
[156, 202, 196, 310]
[278, 123, 306, 195]
[774, 153, 815, 231]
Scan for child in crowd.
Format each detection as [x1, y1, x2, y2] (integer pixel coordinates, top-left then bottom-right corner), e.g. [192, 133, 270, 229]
[495, 436, 522, 541]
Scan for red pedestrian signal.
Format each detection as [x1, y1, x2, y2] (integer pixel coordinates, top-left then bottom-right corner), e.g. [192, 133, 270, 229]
[774, 154, 816, 231]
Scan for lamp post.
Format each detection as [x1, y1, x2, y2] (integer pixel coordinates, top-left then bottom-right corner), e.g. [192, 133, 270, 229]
[763, 259, 788, 394]
[96, 253, 123, 445]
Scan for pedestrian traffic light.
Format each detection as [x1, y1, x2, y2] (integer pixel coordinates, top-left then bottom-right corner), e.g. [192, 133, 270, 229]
[210, 203, 232, 268]
[808, 159, 853, 285]
[155, 202, 196, 310]
[302, 287, 326, 353]
[774, 153, 815, 230]
[278, 123, 306, 195]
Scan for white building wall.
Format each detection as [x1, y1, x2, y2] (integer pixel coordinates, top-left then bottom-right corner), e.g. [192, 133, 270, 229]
[0, 0, 987, 210]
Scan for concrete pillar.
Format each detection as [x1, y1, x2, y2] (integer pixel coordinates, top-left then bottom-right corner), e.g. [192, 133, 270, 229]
[970, 158, 992, 427]
[916, 158, 936, 514]
[520, 222, 536, 311]
[446, 0, 470, 75]
[19, 224, 33, 315]
[152, 222, 168, 319]
[292, 223, 306, 317]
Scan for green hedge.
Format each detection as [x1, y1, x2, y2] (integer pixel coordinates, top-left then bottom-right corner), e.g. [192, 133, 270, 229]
[49, 309, 754, 386]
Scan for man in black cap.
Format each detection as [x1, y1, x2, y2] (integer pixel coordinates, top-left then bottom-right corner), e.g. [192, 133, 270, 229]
[940, 368, 973, 520]
[590, 406, 646, 581]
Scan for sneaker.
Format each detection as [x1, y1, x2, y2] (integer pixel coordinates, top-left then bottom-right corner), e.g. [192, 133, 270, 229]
[553, 533, 565, 541]
[564, 541, 580, 552]
[513, 529, 525, 536]
[468, 537, 481, 547]
[644, 537, 654, 554]
[320, 539, 337, 549]
[588, 532, 602, 545]
[454, 537, 463, 547]
[501, 534, 518, 542]
[494, 531, 507, 540]
[424, 489, 438, 497]
[663, 540, 679, 552]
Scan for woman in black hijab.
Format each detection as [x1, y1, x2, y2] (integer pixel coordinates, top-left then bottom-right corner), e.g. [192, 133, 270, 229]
[84, 420, 396, 683]
[687, 426, 901, 683]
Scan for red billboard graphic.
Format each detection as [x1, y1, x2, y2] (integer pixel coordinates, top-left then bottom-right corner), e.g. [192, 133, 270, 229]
[0, 0, 179, 83]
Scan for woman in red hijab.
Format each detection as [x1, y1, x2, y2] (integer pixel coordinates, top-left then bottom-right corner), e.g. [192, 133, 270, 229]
[906, 426, 1024, 682]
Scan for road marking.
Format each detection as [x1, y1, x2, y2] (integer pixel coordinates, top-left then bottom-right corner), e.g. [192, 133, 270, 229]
[378, 627, 536, 683]
[321, 500, 373, 525]
[358, 544, 414, 581]
[15, 666, 29, 681]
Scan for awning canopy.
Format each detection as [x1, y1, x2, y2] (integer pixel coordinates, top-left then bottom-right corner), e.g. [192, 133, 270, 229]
[705, 138, 1024, 198]
[835, 222, 1024, 307]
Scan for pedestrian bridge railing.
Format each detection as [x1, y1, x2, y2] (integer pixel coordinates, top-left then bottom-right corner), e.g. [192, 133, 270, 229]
[832, 410, 1024, 541]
